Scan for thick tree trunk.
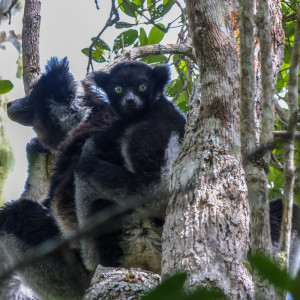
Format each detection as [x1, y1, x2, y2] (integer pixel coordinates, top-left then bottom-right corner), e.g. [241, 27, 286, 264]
[162, 1, 253, 298]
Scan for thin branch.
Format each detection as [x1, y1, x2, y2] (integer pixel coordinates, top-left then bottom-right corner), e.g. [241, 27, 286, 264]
[279, 6, 300, 272]
[122, 0, 169, 33]
[0, 204, 132, 282]
[95, 0, 100, 10]
[2, 0, 18, 24]
[87, 0, 119, 73]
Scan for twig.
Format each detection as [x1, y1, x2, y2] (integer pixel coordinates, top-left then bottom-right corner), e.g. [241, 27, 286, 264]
[122, 0, 169, 33]
[87, 0, 119, 73]
[3, 0, 18, 24]
[95, 0, 99, 10]
[0, 204, 132, 282]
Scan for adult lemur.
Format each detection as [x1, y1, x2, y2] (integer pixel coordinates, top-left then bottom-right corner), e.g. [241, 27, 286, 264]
[0, 57, 116, 299]
[0, 59, 299, 299]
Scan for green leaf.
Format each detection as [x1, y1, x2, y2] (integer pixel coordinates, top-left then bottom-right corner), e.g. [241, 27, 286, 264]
[167, 79, 183, 97]
[175, 91, 189, 113]
[248, 254, 293, 292]
[118, 0, 138, 18]
[132, 0, 144, 6]
[141, 273, 186, 300]
[115, 22, 135, 29]
[113, 29, 139, 53]
[139, 27, 148, 46]
[140, 55, 167, 64]
[189, 287, 227, 300]
[0, 80, 13, 94]
[81, 48, 106, 63]
[148, 24, 166, 44]
[150, 0, 175, 20]
[290, 270, 300, 300]
[92, 38, 111, 51]
[147, 0, 155, 8]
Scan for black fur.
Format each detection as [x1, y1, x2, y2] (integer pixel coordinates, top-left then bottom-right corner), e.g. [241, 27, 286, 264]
[7, 57, 102, 152]
[269, 198, 300, 277]
[74, 61, 186, 272]
[0, 57, 116, 299]
[0, 200, 91, 299]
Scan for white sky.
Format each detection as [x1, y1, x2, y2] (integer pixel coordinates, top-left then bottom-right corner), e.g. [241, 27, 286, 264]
[1, 0, 182, 201]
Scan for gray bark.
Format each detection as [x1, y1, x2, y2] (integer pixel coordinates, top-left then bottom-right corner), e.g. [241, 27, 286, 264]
[162, 1, 253, 298]
[22, 0, 41, 95]
[84, 266, 160, 300]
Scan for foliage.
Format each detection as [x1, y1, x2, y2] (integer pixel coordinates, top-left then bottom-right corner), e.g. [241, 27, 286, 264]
[82, 0, 193, 113]
[269, 1, 300, 203]
[0, 80, 13, 95]
[140, 273, 227, 300]
[249, 254, 300, 300]
[83, 1, 299, 199]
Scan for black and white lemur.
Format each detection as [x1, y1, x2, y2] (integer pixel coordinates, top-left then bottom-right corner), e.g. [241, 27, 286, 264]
[0, 57, 116, 300]
[0, 59, 299, 299]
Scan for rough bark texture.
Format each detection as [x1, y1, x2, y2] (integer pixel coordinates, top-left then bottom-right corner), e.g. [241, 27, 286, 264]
[84, 266, 160, 300]
[162, 1, 253, 298]
[239, 0, 275, 298]
[22, 0, 41, 95]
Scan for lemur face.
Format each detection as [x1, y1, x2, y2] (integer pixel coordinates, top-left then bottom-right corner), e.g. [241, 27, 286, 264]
[93, 61, 170, 119]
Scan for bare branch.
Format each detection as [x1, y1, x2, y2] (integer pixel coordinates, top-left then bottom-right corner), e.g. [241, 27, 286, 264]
[0, 204, 132, 282]
[94, 0, 99, 10]
[2, 0, 18, 24]
[85, 43, 195, 75]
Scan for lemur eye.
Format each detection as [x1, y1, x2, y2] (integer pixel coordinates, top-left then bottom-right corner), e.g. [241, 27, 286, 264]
[138, 83, 148, 92]
[114, 86, 123, 94]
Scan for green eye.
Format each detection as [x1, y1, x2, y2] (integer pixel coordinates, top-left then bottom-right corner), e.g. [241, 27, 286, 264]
[138, 83, 148, 92]
[114, 86, 123, 94]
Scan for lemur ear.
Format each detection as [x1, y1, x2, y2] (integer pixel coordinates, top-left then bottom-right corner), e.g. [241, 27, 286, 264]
[93, 71, 111, 92]
[152, 65, 171, 91]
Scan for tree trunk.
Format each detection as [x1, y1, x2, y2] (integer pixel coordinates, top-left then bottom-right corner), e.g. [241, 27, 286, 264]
[162, 1, 253, 298]
[22, 0, 41, 94]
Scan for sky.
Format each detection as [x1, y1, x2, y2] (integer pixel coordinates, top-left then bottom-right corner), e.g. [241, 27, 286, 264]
[2, 0, 119, 200]
[1, 0, 182, 201]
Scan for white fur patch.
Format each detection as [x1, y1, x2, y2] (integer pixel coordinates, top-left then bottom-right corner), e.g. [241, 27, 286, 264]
[161, 132, 181, 179]
[120, 131, 135, 174]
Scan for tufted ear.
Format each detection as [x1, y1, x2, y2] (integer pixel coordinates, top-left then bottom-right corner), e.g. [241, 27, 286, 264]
[152, 65, 171, 91]
[93, 71, 111, 92]
[40, 57, 76, 103]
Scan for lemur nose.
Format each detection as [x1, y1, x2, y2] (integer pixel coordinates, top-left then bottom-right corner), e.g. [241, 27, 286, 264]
[126, 98, 135, 104]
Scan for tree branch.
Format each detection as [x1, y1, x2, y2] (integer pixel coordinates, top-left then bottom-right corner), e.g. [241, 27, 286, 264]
[0, 204, 131, 282]
[87, 0, 119, 73]
[89, 43, 195, 74]
[239, 0, 275, 297]
[2, 0, 18, 24]
[279, 6, 300, 274]
[22, 0, 41, 95]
